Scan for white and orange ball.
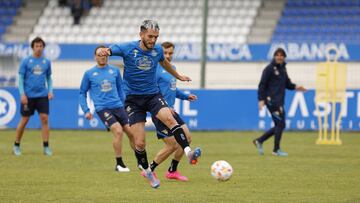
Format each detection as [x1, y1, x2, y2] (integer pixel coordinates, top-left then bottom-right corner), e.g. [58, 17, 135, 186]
[211, 160, 233, 181]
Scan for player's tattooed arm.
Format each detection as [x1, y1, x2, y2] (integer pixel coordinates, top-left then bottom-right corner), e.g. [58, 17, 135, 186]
[159, 59, 192, 82]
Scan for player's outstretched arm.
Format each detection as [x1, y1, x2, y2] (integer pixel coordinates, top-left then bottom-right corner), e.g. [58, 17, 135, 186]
[97, 48, 111, 56]
[176, 88, 197, 101]
[159, 59, 191, 82]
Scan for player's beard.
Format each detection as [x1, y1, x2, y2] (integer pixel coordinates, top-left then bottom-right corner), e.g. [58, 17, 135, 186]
[143, 40, 154, 50]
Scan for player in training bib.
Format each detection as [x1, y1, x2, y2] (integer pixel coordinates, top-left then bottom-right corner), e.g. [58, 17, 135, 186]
[144, 42, 197, 181]
[97, 20, 201, 188]
[79, 46, 135, 172]
[13, 37, 53, 156]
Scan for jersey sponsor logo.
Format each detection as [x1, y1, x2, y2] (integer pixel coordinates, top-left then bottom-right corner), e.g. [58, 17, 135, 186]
[100, 79, 112, 92]
[135, 56, 153, 71]
[0, 89, 16, 126]
[33, 65, 42, 75]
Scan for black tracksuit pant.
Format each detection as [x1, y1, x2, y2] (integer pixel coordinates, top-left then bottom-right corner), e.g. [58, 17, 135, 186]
[257, 103, 286, 152]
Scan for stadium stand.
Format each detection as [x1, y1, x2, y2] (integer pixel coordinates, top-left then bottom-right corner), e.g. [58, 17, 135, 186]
[29, 0, 263, 44]
[272, 0, 360, 43]
[2, 0, 47, 43]
[0, 0, 22, 41]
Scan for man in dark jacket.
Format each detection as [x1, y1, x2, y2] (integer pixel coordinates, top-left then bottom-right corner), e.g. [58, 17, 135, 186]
[254, 48, 306, 156]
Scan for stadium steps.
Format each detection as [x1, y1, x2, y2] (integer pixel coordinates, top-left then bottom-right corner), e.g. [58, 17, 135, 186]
[2, 0, 47, 43]
[247, 0, 285, 43]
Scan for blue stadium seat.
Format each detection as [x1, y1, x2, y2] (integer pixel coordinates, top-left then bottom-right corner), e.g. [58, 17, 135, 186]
[0, 0, 21, 41]
[273, 0, 360, 43]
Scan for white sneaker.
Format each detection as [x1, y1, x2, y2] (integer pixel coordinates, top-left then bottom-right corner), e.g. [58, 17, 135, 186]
[115, 165, 130, 172]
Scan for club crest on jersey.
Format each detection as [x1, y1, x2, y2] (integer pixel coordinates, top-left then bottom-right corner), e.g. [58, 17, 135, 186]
[162, 129, 168, 135]
[93, 72, 98, 76]
[42, 59, 46, 64]
[33, 65, 42, 75]
[101, 79, 112, 92]
[151, 50, 157, 57]
[108, 69, 114, 74]
[135, 56, 153, 71]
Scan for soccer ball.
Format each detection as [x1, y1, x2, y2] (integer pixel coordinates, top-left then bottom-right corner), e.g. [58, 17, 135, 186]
[211, 160, 233, 181]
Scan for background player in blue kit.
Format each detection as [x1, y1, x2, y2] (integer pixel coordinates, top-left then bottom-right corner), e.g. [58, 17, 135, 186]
[13, 37, 53, 156]
[145, 42, 198, 182]
[79, 46, 135, 172]
[254, 48, 307, 157]
[97, 20, 201, 188]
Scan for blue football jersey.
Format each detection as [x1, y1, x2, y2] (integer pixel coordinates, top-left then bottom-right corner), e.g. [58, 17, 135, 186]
[109, 41, 165, 95]
[79, 64, 125, 113]
[18, 56, 52, 98]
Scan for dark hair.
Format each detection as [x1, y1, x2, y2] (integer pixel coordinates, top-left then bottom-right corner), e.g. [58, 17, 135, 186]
[94, 45, 106, 55]
[31, 37, 45, 48]
[140, 20, 160, 32]
[161, 41, 175, 49]
[273, 48, 287, 58]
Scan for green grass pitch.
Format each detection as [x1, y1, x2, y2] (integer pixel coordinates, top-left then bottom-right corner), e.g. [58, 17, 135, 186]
[0, 130, 359, 203]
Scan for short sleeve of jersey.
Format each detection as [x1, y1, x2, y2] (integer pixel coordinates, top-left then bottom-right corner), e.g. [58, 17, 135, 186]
[157, 45, 165, 62]
[18, 57, 28, 75]
[110, 43, 127, 57]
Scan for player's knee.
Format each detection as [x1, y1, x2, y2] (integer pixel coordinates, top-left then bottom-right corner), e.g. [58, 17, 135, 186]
[113, 127, 123, 137]
[164, 116, 177, 128]
[276, 121, 286, 130]
[135, 139, 146, 150]
[40, 115, 48, 124]
[22, 116, 30, 124]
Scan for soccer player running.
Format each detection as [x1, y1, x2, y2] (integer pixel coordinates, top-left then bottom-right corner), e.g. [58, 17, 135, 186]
[254, 48, 307, 156]
[79, 45, 135, 172]
[97, 20, 201, 188]
[13, 37, 53, 156]
[145, 42, 198, 181]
